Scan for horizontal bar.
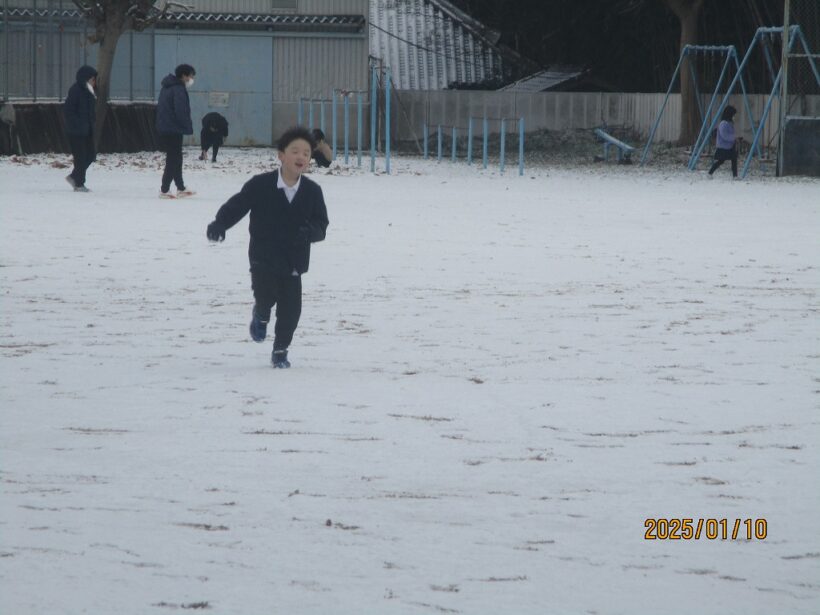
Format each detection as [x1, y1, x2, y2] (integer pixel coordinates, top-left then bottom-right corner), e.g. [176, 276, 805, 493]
[683, 45, 735, 52]
[469, 116, 523, 122]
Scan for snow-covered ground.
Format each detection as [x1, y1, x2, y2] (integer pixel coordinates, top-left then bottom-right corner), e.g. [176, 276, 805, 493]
[1, 149, 819, 614]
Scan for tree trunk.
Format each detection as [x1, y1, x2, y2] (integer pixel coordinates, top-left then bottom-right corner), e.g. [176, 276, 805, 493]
[677, 8, 700, 145]
[663, 0, 705, 146]
[92, 14, 126, 150]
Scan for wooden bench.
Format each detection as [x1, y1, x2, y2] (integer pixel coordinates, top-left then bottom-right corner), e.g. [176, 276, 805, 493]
[594, 128, 635, 163]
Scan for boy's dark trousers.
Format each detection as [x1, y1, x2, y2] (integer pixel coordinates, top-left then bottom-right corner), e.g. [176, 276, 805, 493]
[251, 267, 302, 351]
[159, 133, 185, 192]
[709, 146, 737, 177]
[200, 130, 222, 162]
[68, 134, 95, 187]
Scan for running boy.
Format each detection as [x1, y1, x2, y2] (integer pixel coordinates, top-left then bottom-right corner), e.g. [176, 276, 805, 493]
[206, 127, 329, 368]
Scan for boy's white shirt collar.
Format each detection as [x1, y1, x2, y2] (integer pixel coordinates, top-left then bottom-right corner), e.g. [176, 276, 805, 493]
[277, 170, 301, 203]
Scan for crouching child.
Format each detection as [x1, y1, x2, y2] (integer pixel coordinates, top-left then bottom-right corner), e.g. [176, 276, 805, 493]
[206, 127, 329, 368]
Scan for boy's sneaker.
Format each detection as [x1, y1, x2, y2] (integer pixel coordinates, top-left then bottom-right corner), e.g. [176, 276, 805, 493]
[272, 349, 291, 369]
[65, 175, 77, 188]
[159, 191, 175, 199]
[74, 186, 90, 192]
[249, 308, 268, 343]
[176, 189, 196, 198]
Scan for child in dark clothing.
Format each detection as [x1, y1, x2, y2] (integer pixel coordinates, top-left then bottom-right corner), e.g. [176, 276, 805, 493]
[708, 105, 738, 178]
[199, 112, 229, 162]
[206, 127, 329, 368]
[311, 128, 333, 168]
[63, 65, 98, 192]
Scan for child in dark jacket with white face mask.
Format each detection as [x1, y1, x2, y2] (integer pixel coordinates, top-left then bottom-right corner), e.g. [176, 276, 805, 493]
[205, 127, 329, 369]
[156, 63, 196, 198]
[63, 65, 98, 192]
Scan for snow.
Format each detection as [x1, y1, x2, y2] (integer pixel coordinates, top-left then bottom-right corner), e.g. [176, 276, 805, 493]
[1, 149, 819, 614]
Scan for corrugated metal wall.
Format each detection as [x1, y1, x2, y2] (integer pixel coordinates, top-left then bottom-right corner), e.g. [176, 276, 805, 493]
[273, 36, 368, 101]
[1, 23, 94, 100]
[369, 0, 500, 90]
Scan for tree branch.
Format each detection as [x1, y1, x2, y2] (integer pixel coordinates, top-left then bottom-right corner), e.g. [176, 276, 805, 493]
[127, 0, 193, 32]
[72, 0, 105, 22]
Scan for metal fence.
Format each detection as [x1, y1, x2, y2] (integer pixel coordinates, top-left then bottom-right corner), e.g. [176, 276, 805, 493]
[779, 0, 819, 175]
[1, 1, 155, 102]
[785, 0, 819, 103]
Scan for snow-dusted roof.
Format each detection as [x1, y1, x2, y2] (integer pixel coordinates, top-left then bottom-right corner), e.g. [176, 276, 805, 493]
[0, 7, 365, 30]
[498, 68, 586, 92]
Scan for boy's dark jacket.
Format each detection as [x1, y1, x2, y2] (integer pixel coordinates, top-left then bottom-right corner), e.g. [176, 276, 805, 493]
[202, 112, 229, 138]
[213, 170, 328, 275]
[156, 74, 193, 135]
[64, 65, 97, 137]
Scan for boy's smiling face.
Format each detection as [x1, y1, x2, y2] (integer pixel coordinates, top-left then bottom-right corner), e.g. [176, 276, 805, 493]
[278, 138, 312, 183]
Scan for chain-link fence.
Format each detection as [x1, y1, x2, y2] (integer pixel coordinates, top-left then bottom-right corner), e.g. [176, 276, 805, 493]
[780, 0, 819, 176]
[786, 0, 819, 105]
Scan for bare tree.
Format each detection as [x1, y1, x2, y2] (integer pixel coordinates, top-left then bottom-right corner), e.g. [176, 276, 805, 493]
[72, 1, 188, 147]
[661, 0, 706, 145]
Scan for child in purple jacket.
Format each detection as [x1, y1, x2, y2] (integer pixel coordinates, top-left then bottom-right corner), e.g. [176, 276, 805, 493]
[708, 105, 738, 178]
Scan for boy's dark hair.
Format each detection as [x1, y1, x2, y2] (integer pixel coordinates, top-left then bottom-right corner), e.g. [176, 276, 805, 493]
[721, 105, 737, 121]
[311, 128, 325, 143]
[278, 126, 315, 152]
[175, 64, 196, 79]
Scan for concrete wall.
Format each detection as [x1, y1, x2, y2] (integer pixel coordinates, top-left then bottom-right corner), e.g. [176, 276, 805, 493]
[393, 89, 820, 145]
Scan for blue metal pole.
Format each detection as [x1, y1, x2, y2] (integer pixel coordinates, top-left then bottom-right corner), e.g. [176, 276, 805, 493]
[794, 25, 820, 87]
[298, 97, 303, 126]
[641, 47, 688, 165]
[482, 116, 488, 169]
[385, 69, 391, 175]
[689, 51, 734, 168]
[308, 99, 314, 129]
[742, 69, 782, 178]
[451, 126, 457, 162]
[500, 119, 506, 173]
[331, 90, 337, 161]
[437, 124, 442, 162]
[761, 35, 776, 83]
[370, 67, 377, 173]
[320, 99, 325, 133]
[344, 93, 350, 165]
[357, 92, 363, 168]
[467, 117, 473, 165]
[423, 123, 428, 160]
[688, 56, 704, 124]
[736, 69, 763, 160]
[518, 117, 524, 176]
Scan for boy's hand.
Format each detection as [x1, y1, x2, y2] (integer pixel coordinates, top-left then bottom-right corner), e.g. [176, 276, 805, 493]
[207, 221, 226, 242]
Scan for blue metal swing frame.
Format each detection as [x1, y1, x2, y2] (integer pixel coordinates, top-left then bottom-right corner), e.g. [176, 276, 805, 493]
[640, 45, 757, 167]
[688, 26, 820, 178]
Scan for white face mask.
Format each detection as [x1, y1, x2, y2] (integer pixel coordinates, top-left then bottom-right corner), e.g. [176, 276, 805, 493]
[86, 81, 96, 97]
[185, 77, 194, 88]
